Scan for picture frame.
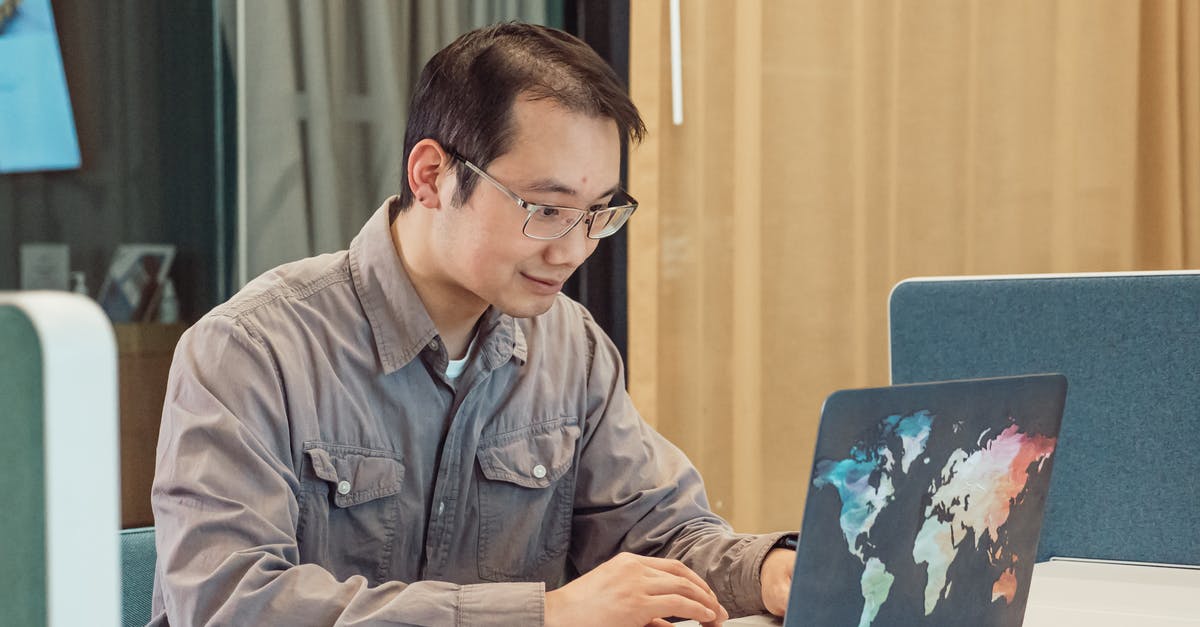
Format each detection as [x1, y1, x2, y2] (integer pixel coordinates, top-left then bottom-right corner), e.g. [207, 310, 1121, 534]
[97, 244, 175, 323]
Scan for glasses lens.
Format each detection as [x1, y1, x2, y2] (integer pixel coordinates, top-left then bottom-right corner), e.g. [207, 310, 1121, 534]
[524, 205, 585, 239]
[587, 205, 636, 238]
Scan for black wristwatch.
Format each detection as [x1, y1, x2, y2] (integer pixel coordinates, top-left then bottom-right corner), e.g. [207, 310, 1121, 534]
[772, 534, 799, 551]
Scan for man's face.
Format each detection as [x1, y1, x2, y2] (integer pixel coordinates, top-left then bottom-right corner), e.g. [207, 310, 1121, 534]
[432, 97, 620, 319]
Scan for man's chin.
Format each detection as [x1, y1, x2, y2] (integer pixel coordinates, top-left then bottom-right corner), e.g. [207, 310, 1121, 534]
[496, 295, 558, 319]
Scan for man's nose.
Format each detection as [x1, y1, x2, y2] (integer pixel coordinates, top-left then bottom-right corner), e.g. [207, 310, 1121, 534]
[544, 219, 594, 267]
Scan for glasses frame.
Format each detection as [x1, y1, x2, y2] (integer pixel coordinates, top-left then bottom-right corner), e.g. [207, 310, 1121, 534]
[452, 154, 638, 240]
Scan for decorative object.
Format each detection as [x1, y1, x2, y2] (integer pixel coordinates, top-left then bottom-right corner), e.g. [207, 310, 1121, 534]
[97, 244, 175, 323]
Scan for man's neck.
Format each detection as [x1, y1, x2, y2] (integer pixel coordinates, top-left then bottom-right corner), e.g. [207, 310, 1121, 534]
[390, 213, 486, 360]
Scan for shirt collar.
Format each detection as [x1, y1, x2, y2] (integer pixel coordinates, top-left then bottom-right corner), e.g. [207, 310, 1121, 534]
[476, 304, 528, 370]
[349, 198, 527, 375]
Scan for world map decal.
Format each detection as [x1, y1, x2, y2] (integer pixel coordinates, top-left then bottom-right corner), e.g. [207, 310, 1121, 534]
[793, 376, 1064, 627]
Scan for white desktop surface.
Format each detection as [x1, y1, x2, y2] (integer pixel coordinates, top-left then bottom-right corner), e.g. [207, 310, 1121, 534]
[1022, 559, 1200, 626]
[676, 559, 1200, 626]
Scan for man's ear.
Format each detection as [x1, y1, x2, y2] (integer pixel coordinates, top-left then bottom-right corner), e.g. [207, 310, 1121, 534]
[406, 139, 451, 209]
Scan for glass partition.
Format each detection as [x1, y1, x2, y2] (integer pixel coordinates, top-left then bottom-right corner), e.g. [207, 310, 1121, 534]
[0, 0, 563, 529]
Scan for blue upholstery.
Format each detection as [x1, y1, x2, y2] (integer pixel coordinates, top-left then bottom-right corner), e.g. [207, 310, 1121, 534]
[890, 273, 1200, 565]
[121, 526, 156, 627]
[1, 306, 47, 625]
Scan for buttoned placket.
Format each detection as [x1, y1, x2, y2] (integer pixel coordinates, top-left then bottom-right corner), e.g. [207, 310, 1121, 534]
[418, 329, 508, 579]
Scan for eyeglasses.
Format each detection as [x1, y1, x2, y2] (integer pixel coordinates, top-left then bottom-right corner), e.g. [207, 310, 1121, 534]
[452, 154, 638, 240]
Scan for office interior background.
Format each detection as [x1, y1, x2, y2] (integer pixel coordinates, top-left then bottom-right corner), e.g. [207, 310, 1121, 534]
[2, 0, 1197, 538]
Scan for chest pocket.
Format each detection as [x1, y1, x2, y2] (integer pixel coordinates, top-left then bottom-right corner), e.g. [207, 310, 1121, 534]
[297, 442, 404, 584]
[475, 416, 580, 582]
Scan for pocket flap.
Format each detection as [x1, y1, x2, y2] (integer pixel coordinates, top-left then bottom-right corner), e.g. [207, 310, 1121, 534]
[477, 417, 580, 489]
[304, 443, 404, 508]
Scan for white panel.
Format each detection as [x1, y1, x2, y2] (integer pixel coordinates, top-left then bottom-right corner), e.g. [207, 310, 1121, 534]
[0, 292, 121, 627]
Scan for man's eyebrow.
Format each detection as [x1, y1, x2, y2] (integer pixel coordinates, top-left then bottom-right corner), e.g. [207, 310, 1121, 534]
[523, 178, 621, 203]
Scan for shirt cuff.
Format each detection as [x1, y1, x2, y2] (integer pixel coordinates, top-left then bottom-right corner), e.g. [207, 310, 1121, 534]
[456, 581, 545, 626]
[726, 531, 791, 617]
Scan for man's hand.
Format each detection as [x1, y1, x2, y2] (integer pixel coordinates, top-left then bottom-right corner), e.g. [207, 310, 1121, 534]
[760, 548, 795, 616]
[545, 552, 729, 627]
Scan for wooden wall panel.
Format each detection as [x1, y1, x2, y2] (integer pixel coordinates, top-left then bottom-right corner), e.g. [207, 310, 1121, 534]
[630, 0, 1199, 534]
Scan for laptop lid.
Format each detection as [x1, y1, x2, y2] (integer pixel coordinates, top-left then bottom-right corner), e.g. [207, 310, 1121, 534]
[785, 374, 1067, 627]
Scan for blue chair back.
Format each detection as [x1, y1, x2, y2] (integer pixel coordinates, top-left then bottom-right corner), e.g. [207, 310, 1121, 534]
[121, 526, 156, 627]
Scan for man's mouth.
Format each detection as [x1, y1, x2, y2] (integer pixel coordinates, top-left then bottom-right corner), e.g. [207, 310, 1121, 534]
[521, 272, 566, 293]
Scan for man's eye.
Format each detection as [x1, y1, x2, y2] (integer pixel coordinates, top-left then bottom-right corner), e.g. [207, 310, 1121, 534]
[539, 207, 561, 218]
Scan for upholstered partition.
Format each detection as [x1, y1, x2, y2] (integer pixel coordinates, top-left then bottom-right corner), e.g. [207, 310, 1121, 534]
[0, 292, 121, 626]
[889, 272, 1200, 565]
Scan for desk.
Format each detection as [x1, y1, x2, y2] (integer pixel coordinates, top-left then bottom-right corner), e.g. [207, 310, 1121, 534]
[1023, 559, 1200, 626]
[115, 322, 187, 527]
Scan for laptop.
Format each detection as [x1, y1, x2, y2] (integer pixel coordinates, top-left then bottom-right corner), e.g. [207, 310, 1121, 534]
[683, 374, 1067, 627]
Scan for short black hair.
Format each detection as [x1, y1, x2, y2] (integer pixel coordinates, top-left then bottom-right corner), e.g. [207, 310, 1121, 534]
[393, 22, 646, 220]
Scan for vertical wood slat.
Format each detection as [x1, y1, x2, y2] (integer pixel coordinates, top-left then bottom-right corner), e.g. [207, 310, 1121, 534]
[730, 0, 764, 532]
[1183, 0, 1200, 264]
[628, 0, 662, 428]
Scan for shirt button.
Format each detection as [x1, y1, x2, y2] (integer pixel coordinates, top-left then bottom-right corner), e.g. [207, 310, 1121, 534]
[428, 338, 440, 352]
[437, 501, 445, 516]
[532, 464, 547, 479]
[337, 480, 351, 495]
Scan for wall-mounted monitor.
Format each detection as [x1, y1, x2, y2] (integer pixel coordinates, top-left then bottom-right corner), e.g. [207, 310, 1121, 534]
[0, 0, 81, 173]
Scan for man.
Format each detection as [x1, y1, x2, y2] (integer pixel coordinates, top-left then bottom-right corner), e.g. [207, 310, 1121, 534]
[151, 23, 795, 626]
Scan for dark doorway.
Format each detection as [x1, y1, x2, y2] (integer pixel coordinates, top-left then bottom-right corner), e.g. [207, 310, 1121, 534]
[561, 0, 632, 367]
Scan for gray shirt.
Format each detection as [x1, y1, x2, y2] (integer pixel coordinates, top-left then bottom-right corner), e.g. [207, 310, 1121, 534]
[150, 200, 784, 626]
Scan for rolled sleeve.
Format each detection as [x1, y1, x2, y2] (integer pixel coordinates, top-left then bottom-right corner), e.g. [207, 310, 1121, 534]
[457, 582, 545, 626]
[720, 532, 789, 616]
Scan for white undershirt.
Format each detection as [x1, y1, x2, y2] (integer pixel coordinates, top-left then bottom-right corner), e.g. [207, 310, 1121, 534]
[444, 334, 477, 380]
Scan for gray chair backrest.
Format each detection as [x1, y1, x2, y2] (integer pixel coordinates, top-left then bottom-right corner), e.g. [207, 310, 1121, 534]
[890, 272, 1200, 565]
[120, 526, 157, 627]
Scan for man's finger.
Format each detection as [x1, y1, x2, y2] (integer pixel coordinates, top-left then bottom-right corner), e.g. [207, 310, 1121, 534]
[644, 593, 718, 624]
[640, 563, 727, 620]
[642, 569, 716, 606]
[637, 556, 722, 602]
